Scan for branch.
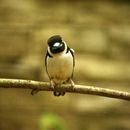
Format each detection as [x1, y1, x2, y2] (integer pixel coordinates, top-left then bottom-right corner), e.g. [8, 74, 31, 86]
[0, 78, 130, 101]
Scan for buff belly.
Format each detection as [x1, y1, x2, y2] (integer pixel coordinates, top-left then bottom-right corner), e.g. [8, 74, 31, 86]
[47, 52, 73, 84]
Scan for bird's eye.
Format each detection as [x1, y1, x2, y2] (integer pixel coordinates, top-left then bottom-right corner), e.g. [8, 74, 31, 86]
[53, 42, 60, 47]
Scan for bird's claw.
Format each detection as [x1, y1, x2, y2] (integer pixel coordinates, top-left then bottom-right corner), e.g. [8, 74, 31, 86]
[70, 79, 75, 89]
[50, 80, 55, 89]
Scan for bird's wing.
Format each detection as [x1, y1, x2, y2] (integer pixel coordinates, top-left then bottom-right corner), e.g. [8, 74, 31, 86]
[45, 50, 52, 80]
[69, 48, 75, 78]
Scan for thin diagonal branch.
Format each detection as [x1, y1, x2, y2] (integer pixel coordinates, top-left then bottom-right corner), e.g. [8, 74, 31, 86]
[0, 78, 130, 101]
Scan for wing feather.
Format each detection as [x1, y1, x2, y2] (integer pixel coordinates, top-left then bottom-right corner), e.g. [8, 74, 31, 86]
[45, 50, 52, 80]
[69, 48, 75, 78]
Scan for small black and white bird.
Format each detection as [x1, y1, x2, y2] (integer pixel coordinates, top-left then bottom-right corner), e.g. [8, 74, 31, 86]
[45, 35, 75, 96]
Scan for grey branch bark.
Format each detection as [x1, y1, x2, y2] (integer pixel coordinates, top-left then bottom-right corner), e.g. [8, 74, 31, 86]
[0, 78, 130, 101]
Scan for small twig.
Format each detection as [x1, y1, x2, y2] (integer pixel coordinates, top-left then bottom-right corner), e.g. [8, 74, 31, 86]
[0, 78, 130, 101]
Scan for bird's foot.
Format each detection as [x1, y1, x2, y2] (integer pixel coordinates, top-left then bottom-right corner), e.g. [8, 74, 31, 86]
[70, 79, 75, 89]
[50, 80, 55, 89]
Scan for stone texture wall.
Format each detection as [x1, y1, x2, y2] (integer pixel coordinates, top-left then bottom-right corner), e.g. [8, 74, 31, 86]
[0, 0, 130, 130]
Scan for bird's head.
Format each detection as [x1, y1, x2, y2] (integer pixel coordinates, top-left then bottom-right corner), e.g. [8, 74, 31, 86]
[47, 35, 65, 54]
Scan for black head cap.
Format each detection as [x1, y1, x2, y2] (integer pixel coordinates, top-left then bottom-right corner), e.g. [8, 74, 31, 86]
[47, 35, 62, 47]
[47, 35, 65, 54]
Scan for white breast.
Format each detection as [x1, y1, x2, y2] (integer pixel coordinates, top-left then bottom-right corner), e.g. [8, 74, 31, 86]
[46, 51, 73, 84]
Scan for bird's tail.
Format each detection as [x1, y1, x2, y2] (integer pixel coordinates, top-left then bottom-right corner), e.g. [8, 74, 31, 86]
[53, 91, 65, 96]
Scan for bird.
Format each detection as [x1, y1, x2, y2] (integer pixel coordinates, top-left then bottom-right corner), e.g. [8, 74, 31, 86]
[45, 35, 75, 96]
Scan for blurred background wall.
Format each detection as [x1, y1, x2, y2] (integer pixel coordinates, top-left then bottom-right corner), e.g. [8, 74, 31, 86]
[0, 0, 130, 130]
